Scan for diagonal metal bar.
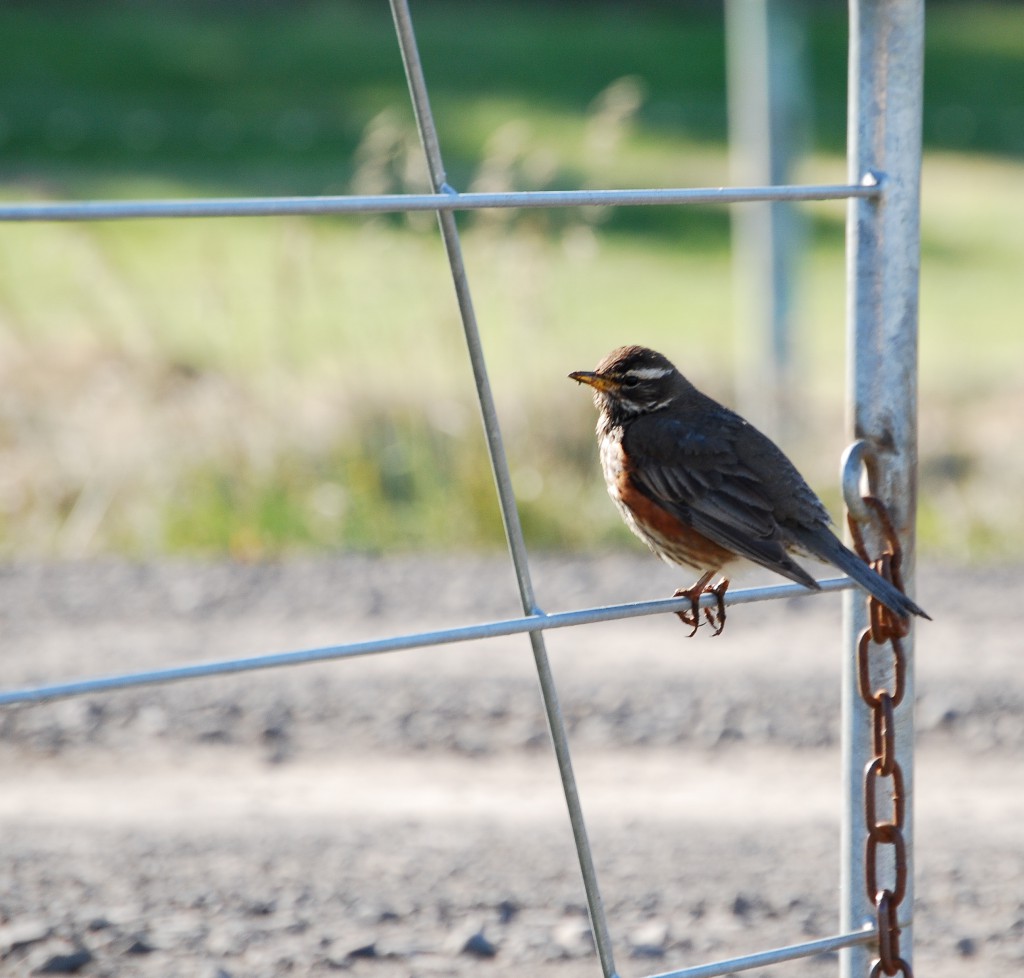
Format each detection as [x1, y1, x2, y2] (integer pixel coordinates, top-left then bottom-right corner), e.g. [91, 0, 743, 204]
[388, 1, 618, 974]
[0, 181, 880, 223]
[0, 578, 857, 709]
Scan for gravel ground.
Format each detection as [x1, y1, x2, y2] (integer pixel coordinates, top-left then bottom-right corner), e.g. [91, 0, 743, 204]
[0, 556, 1020, 977]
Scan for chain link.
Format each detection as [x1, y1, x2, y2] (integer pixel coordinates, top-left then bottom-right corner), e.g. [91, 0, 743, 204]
[847, 495, 915, 978]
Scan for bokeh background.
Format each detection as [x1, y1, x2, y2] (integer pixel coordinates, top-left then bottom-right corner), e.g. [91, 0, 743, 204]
[1, 0, 1022, 559]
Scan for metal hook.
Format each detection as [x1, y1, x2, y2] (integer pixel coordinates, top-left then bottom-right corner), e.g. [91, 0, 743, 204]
[841, 439, 876, 523]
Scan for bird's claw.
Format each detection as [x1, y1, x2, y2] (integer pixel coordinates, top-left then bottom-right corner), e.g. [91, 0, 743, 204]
[673, 576, 730, 637]
[706, 577, 730, 635]
[673, 597, 700, 637]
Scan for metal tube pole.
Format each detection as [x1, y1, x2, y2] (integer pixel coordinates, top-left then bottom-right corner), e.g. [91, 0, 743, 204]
[842, 1, 924, 976]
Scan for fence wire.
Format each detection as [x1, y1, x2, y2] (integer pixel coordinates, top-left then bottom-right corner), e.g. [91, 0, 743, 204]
[0, 181, 880, 222]
[0, 577, 858, 709]
[0, 2, 924, 977]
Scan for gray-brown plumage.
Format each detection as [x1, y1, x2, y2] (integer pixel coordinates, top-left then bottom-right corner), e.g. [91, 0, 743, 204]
[569, 345, 928, 633]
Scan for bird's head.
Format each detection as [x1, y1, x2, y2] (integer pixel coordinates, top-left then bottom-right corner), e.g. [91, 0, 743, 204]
[569, 345, 684, 420]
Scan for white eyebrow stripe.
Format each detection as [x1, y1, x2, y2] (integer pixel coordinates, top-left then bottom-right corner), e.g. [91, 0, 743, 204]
[624, 367, 672, 380]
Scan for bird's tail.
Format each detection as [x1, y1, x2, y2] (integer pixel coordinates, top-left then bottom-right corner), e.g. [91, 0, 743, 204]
[790, 527, 930, 621]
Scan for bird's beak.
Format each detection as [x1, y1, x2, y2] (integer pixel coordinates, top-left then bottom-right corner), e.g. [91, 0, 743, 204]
[569, 370, 617, 393]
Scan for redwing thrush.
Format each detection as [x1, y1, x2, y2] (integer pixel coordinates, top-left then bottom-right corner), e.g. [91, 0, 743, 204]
[570, 345, 929, 635]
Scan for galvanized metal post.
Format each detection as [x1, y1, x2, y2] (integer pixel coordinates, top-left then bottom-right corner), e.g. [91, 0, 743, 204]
[842, 1, 925, 976]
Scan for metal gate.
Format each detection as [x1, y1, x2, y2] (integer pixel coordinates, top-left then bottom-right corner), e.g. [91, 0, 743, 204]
[0, 2, 924, 976]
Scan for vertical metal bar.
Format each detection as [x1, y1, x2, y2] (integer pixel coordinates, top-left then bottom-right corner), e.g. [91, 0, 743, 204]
[725, 0, 807, 441]
[842, 1, 924, 976]
[386, 3, 620, 976]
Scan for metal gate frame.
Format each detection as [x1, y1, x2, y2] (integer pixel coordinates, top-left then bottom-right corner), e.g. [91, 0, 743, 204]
[0, 2, 924, 976]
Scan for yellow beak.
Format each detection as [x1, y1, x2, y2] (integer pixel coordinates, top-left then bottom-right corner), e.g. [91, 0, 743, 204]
[568, 370, 617, 393]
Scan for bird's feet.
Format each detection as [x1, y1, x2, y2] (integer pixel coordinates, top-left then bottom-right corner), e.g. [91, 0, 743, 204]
[673, 575, 731, 637]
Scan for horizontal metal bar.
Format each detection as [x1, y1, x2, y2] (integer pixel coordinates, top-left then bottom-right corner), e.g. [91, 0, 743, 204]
[0, 182, 880, 223]
[0, 577, 855, 708]
[645, 925, 877, 978]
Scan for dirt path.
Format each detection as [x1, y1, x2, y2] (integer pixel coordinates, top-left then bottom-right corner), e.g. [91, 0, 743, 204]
[0, 558, 1019, 976]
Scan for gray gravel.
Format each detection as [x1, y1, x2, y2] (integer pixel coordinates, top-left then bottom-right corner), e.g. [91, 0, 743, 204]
[0, 557, 1020, 976]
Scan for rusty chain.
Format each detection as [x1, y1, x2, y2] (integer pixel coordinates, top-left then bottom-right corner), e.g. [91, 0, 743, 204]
[847, 496, 914, 978]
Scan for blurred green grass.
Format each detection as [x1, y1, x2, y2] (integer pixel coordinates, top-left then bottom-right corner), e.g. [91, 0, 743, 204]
[0, 1, 1022, 560]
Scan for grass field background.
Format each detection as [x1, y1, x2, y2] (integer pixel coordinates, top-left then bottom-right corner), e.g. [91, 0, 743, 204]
[1, 1, 1022, 560]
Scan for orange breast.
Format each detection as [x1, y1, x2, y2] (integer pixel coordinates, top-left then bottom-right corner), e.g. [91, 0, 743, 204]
[615, 478, 735, 570]
[600, 429, 734, 571]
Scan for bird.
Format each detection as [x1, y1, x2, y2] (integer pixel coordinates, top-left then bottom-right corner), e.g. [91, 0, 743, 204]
[569, 345, 929, 635]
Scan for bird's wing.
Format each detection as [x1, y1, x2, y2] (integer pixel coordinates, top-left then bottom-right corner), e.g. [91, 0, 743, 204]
[624, 414, 820, 588]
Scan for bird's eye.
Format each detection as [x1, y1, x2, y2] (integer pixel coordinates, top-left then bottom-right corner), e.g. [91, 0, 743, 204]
[621, 375, 641, 389]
